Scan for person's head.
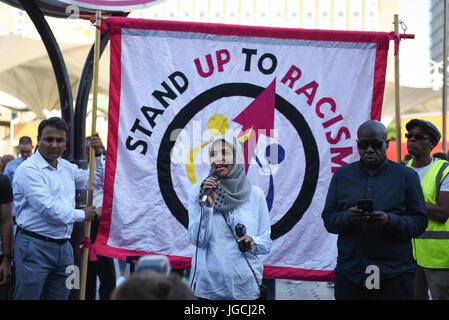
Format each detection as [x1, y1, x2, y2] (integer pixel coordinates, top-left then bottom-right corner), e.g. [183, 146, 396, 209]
[0, 154, 14, 172]
[209, 137, 236, 178]
[18, 136, 33, 160]
[405, 119, 440, 158]
[207, 135, 251, 211]
[357, 120, 389, 168]
[110, 270, 197, 300]
[37, 117, 69, 166]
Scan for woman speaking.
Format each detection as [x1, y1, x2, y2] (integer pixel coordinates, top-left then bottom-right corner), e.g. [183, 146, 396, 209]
[187, 135, 272, 300]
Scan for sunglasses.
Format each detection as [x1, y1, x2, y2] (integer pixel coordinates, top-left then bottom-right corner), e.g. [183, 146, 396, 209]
[357, 140, 384, 150]
[405, 133, 431, 141]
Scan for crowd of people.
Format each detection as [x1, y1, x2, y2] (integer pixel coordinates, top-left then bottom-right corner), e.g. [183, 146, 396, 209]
[0, 115, 448, 300]
[0, 117, 195, 301]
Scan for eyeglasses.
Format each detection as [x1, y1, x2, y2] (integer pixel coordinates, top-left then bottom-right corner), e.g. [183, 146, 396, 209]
[405, 133, 431, 141]
[357, 140, 384, 150]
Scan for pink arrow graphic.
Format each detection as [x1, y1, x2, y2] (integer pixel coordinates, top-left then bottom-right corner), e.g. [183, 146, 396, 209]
[233, 79, 276, 172]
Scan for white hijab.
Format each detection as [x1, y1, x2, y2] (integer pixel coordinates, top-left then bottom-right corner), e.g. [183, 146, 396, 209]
[205, 134, 252, 212]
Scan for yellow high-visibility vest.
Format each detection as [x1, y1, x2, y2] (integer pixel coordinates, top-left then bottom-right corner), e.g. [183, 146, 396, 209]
[407, 159, 449, 268]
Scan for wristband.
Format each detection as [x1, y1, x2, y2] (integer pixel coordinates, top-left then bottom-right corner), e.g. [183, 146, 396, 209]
[0, 253, 12, 263]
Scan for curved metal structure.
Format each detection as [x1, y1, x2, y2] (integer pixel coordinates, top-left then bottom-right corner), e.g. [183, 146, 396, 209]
[16, 0, 75, 160]
[2, 0, 113, 18]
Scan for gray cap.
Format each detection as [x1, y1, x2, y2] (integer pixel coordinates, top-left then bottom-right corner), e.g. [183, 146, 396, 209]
[405, 119, 441, 143]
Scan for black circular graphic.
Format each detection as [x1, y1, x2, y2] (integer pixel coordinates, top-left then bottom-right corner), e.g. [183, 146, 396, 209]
[157, 83, 319, 240]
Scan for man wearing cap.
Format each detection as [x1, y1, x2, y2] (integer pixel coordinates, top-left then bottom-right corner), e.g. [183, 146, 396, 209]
[405, 119, 449, 300]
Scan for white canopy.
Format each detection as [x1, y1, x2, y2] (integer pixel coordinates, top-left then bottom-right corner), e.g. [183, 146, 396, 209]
[1, 0, 164, 18]
[0, 34, 110, 118]
[381, 81, 442, 124]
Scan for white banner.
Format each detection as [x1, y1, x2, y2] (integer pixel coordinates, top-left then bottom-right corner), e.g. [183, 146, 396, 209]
[95, 17, 395, 280]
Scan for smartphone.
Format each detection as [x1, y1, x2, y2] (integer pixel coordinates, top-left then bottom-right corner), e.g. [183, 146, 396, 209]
[357, 199, 374, 213]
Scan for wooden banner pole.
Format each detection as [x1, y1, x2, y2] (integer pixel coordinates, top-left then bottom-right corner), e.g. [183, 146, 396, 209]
[79, 10, 101, 300]
[443, 0, 448, 153]
[394, 14, 402, 163]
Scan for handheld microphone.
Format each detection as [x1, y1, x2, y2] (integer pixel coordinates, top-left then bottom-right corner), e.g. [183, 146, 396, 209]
[200, 171, 221, 206]
[235, 223, 249, 252]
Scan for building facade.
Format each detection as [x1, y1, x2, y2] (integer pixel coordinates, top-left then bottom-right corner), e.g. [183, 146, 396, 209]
[134, 0, 397, 32]
[430, 0, 445, 63]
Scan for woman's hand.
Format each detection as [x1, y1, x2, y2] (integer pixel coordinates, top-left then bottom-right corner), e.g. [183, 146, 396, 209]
[237, 235, 255, 253]
[201, 176, 220, 208]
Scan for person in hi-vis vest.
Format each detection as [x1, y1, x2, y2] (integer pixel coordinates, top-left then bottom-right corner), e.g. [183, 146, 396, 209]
[406, 119, 449, 300]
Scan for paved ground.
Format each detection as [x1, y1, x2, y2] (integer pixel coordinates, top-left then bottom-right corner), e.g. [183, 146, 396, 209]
[275, 279, 335, 300]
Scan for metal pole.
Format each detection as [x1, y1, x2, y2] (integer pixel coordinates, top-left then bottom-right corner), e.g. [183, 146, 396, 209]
[394, 14, 401, 162]
[443, 0, 447, 153]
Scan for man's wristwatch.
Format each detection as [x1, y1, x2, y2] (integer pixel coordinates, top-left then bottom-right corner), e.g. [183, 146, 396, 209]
[0, 253, 12, 263]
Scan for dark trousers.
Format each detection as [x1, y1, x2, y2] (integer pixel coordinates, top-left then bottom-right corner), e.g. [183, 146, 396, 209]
[86, 255, 116, 300]
[85, 219, 116, 300]
[413, 266, 449, 300]
[334, 273, 414, 300]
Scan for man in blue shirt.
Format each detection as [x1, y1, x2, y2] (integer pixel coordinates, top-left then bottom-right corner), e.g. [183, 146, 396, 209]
[322, 120, 428, 300]
[3, 136, 33, 182]
[4, 136, 33, 221]
[13, 118, 104, 300]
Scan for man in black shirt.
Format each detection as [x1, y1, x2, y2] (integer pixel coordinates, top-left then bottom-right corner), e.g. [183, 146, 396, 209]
[0, 173, 13, 298]
[322, 120, 428, 300]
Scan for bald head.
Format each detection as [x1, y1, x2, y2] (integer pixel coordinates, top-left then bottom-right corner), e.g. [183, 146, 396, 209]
[357, 120, 387, 140]
[357, 120, 389, 170]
